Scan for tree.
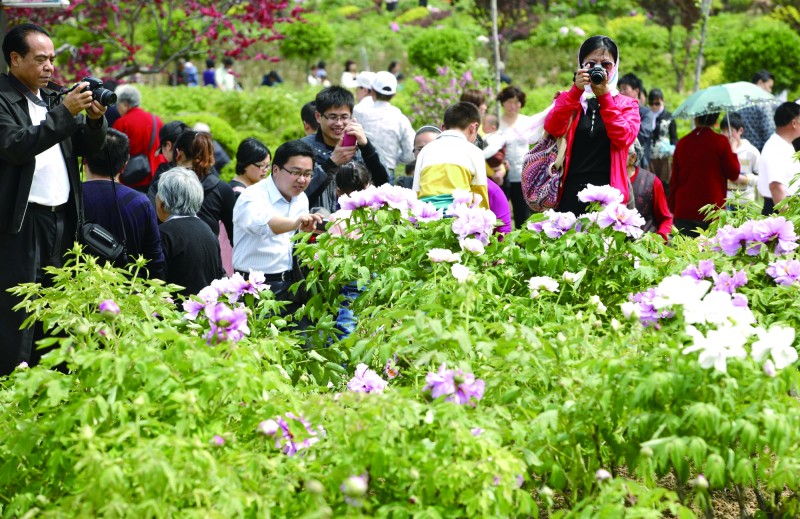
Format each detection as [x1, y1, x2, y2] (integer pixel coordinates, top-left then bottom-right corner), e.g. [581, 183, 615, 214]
[470, 0, 542, 60]
[277, 18, 335, 72]
[637, 0, 701, 92]
[5, 0, 302, 81]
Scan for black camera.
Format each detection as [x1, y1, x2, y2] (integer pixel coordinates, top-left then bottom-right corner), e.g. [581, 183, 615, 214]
[58, 76, 117, 107]
[588, 65, 606, 85]
[79, 77, 117, 106]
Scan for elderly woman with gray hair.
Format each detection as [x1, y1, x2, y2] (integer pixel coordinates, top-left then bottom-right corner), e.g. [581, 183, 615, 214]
[156, 167, 225, 296]
[627, 139, 672, 241]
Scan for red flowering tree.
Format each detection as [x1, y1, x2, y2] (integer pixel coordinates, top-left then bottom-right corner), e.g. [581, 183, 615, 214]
[4, 0, 303, 81]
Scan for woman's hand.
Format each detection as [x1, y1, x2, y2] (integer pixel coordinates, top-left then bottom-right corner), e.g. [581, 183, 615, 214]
[590, 73, 610, 97]
[574, 67, 590, 90]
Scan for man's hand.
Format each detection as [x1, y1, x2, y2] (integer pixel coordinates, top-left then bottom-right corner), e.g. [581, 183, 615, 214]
[85, 99, 107, 120]
[61, 82, 95, 116]
[296, 212, 324, 233]
[330, 141, 357, 165]
[770, 181, 788, 207]
[346, 119, 368, 147]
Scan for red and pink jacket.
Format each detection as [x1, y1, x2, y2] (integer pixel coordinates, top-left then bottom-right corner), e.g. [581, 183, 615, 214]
[543, 85, 640, 205]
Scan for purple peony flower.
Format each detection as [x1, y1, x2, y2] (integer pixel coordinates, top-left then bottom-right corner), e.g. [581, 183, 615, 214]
[577, 184, 624, 207]
[424, 364, 485, 405]
[628, 288, 673, 327]
[755, 216, 799, 255]
[713, 270, 748, 294]
[766, 259, 800, 286]
[347, 363, 388, 394]
[542, 210, 577, 239]
[99, 299, 120, 316]
[449, 204, 497, 244]
[596, 203, 645, 238]
[210, 434, 225, 446]
[682, 260, 716, 281]
[732, 293, 749, 308]
[265, 412, 326, 456]
[384, 356, 399, 379]
[409, 199, 443, 223]
[203, 302, 250, 345]
[715, 224, 746, 256]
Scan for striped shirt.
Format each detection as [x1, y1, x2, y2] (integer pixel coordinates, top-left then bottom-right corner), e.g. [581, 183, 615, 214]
[232, 175, 308, 274]
[412, 130, 489, 210]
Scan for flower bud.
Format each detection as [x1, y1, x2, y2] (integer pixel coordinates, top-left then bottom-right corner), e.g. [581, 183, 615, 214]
[341, 475, 368, 497]
[692, 474, 709, 489]
[763, 359, 777, 378]
[639, 446, 654, 458]
[595, 469, 612, 482]
[305, 479, 325, 495]
[257, 419, 279, 436]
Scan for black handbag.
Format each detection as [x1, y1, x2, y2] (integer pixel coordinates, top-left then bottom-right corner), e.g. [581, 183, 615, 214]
[77, 168, 128, 265]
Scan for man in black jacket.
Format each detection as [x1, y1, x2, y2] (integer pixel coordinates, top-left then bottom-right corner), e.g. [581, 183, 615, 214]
[0, 23, 107, 375]
[301, 87, 388, 212]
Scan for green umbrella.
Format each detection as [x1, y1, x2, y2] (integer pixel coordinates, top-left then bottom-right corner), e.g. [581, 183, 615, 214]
[672, 81, 778, 119]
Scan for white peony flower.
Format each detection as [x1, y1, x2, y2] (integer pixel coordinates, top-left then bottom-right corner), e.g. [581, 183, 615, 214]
[652, 276, 711, 310]
[428, 248, 461, 263]
[751, 325, 798, 370]
[451, 263, 473, 283]
[459, 238, 485, 255]
[528, 276, 559, 297]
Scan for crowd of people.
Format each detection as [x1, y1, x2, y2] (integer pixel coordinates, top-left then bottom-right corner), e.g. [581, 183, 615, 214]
[2, 23, 800, 374]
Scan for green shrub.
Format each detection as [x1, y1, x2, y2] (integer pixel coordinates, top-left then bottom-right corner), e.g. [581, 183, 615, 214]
[335, 5, 361, 17]
[395, 6, 430, 24]
[408, 28, 474, 74]
[722, 20, 800, 92]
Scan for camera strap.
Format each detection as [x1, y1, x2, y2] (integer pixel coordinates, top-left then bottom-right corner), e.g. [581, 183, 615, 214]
[5, 73, 49, 109]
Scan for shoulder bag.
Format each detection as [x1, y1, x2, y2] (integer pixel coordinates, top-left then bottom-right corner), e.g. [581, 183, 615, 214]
[521, 112, 576, 213]
[120, 114, 157, 186]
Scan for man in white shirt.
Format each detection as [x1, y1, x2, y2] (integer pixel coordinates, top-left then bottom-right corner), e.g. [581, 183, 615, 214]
[757, 102, 800, 215]
[0, 23, 107, 375]
[233, 140, 323, 309]
[353, 71, 415, 184]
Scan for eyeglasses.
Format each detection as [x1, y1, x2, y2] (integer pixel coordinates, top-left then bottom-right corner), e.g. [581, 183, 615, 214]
[253, 161, 269, 170]
[583, 60, 615, 71]
[321, 113, 351, 122]
[280, 167, 314, 179]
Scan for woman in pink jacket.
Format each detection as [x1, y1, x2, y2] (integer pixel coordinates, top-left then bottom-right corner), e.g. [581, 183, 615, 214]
[544, 35, 640, 215]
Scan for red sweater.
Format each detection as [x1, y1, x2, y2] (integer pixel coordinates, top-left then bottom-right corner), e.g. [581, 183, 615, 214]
[668, 126, 740, 222]
[544, 85, 641, 205]
[113, 107, 166, 188]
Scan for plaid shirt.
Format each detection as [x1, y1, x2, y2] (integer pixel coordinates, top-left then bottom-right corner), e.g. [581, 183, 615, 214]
[353, 101, 415, 171]
[736, 104, 775, 152]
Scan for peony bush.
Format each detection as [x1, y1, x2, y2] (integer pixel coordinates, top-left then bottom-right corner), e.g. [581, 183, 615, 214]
[1, 186, 799, 517]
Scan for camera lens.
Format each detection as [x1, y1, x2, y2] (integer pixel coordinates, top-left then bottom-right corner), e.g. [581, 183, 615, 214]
[589, 66, 605, 85]
[95, 89, 117, 107]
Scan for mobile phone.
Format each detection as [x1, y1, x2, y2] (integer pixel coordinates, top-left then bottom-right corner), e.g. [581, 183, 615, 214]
[315, 220, 327, 232]
[341, 133, 357, 147]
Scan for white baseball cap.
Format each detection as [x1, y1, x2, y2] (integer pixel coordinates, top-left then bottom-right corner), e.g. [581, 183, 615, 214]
[355, 71, 376, 89]
[372, 71, 398, 96]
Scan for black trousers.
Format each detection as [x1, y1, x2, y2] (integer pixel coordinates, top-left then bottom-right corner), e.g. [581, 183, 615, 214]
[674, 218, 709, 238]
[0, 206, 75, 376]
[508, 181, 531, 230]
[762, 197, 775, 216]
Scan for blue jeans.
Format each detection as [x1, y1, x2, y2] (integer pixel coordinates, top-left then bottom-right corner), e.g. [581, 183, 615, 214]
[335, 282, 362, 339]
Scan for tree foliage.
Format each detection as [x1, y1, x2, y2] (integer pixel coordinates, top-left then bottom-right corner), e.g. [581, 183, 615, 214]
[722, 20, 800, 92]
[6, 0, 302, 81]
[277, 19, 336, 66]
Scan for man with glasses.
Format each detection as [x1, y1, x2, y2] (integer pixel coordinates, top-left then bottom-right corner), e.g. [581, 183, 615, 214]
[302, 86, 388, 212]
[232, 140, 323, 309]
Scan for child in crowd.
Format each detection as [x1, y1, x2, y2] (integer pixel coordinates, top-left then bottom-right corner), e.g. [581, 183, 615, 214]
[331, 162, 372, 339]
[481, 113, 507, 186]
[720, 113, 760, 209]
